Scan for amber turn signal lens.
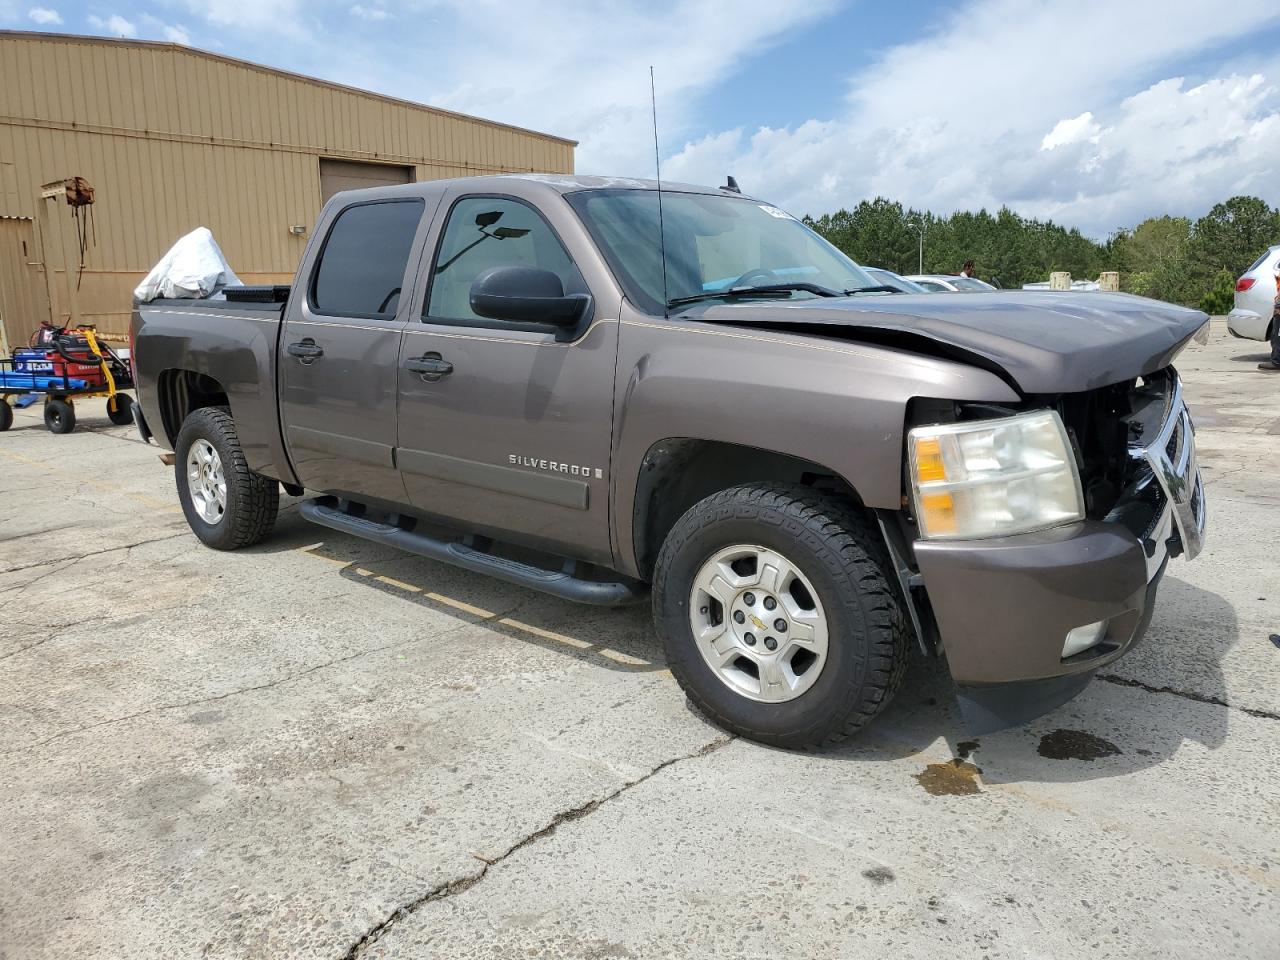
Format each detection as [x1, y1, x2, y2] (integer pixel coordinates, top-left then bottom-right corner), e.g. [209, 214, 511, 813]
[919, 492, 956, 535]
[914, 437, 947, 484]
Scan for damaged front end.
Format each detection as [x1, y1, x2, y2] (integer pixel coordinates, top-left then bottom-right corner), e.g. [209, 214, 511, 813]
[887, 365, 1207, 733]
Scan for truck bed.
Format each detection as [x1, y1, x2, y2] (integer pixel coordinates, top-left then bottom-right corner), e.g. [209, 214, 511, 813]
[131, 288, 293, 484]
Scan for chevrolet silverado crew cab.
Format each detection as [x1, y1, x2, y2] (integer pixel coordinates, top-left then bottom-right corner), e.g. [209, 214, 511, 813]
[131, 175, 1208, 748]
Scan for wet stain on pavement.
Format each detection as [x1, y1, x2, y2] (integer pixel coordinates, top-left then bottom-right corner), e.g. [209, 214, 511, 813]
[914, 759, 982, 796]
[1037, 729, 1122, 761]
[861, 866, 895, 885]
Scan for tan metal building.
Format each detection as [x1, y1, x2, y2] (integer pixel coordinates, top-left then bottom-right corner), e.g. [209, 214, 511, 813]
[0, 30, 575, 347]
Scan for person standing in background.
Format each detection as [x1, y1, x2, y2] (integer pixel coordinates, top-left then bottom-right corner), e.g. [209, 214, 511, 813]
[959, 260, 976, 278]
[1260, 263, 1280, 372]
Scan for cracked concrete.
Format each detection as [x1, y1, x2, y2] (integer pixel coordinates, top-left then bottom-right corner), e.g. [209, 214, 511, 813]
[1097, 672, 1280, 721]
[1, 327, 1278, 960]
[340, 737, 732, 960]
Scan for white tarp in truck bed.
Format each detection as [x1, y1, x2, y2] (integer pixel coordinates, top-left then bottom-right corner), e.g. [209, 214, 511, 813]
[134, 227, 242, 302]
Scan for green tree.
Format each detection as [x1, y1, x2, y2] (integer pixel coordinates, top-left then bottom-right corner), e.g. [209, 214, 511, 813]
[808, 198, 919, 274]
[805, 192, 1278, 307]
[1184, 196, 1280, 298]
[1113, 216, 1193, 303]
[1199, 268, 1238, 314]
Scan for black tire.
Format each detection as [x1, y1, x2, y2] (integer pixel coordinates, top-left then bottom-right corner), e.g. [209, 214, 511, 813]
[0, 402, 11, 432]
[44, 398, 76, 434]
[174, 406, 279, 550]
[653, 482, 909, 750]
[106, 393, 134, 426]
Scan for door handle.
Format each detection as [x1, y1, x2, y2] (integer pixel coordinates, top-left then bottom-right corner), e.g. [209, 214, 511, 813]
[405, 354, 453, 381]
[287, 339, 324, 362]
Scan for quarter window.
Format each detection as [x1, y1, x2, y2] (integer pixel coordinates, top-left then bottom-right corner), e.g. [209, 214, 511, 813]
[426, 196, 586, 323]
[311, 200, 423, 318]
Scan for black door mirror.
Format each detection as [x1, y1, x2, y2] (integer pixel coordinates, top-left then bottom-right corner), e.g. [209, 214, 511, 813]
[469, 266, 590, 327]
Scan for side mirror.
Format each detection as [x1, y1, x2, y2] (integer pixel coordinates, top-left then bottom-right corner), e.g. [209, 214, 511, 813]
[469, 266, 590, 327]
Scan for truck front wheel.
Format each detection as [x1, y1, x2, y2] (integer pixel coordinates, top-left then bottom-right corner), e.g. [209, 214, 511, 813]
[175, 406, 279, 550]
[653, 483, 908, 750]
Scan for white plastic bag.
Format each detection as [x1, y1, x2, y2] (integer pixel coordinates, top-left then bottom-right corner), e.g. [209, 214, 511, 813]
[134, 227, 242, 302]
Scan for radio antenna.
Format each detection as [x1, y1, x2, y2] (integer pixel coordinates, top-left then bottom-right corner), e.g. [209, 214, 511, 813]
[650, 66, 670, 318]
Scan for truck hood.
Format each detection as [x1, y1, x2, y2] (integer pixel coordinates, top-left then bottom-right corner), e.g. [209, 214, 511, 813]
[691, 291, 1208, 394]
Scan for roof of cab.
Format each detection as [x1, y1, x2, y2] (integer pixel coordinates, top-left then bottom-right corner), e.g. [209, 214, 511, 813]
[326, 173, 754, 206]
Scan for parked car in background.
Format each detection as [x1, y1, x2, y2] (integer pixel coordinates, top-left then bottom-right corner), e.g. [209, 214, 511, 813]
[1228, 245, 1279, 341]
[863, 267, 931, 293]
[906, 274, 998, 292]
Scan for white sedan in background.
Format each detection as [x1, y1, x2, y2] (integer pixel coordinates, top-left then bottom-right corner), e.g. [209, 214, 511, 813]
[1228, 245, 1278, 341]
[905, 274, 997, 292]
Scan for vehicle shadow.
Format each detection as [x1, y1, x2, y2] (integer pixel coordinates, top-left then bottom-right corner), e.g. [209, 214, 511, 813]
[247, 506, 664, 675]
[253, 509, 1239, 787]
[821, 576, 1238, 787]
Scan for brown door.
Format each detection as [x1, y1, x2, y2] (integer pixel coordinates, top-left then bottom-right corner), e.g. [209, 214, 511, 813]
[395, 193, 618, 565]
[0, 218, 49, 353]
[318, 159, 414, 204]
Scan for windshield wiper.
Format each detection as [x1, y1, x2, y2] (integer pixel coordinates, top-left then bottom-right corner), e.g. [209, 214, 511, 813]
[843, 284, 904, 294]
[667, 281, 841, 309]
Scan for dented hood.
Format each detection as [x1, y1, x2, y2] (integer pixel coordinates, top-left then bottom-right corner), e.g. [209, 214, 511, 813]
[692, 291, 1209, 394]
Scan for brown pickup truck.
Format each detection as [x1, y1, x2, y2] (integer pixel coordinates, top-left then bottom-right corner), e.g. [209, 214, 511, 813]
[130, 174, 1208, 748]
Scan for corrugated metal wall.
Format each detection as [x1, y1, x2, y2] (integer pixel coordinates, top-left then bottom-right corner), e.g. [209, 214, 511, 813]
[0, 31, 575, 340]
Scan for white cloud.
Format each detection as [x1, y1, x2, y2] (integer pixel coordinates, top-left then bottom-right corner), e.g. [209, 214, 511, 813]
[88, 13, 138, 37]
[140, 14, 192, 44]
[314, 0, 839, 176]
[1041, 112, 1102, 151]
[663, 0, 1280, 235]
[179, 0, 303, 34]
[27, 6, 61, 24]
[349, 4, 388, 20]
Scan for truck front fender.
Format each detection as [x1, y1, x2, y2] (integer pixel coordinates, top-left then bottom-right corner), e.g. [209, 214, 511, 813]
[609, 313, 1019, 579]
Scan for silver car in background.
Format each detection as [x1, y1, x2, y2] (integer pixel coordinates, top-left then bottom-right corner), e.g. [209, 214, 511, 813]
[1228, 245, 1278, 341]
[906, 274, 998, 292]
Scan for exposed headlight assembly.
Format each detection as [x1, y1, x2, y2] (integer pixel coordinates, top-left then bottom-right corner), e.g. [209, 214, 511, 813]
[908, 409, 1084, 540]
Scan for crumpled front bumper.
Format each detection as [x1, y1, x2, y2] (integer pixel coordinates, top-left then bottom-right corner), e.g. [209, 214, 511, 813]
[914, 373, 1205, 732]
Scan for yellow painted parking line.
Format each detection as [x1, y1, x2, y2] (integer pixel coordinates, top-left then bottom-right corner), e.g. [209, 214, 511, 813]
[296, 543, 349, 566]
[373, 574, 422, 593]
[498, 617, 594, 650]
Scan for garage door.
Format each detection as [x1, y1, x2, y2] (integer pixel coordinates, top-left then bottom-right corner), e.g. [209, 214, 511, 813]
[318, 159, 415, 203]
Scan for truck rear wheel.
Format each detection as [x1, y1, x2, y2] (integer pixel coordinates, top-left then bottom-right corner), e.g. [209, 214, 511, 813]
[652, 483, 908, 750]
[175, 406, 279, 550]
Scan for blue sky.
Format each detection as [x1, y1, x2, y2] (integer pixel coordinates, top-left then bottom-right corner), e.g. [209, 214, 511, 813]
[6, 0, 1280, 236]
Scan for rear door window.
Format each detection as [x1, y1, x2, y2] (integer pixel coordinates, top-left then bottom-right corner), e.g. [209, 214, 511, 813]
[310, 199, 424, 319]
[1246, 249, 1275, 273]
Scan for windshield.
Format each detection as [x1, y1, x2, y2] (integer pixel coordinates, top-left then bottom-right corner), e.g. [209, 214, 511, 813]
[566, 189, 876, 313]
[950, 276, 993, 291]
